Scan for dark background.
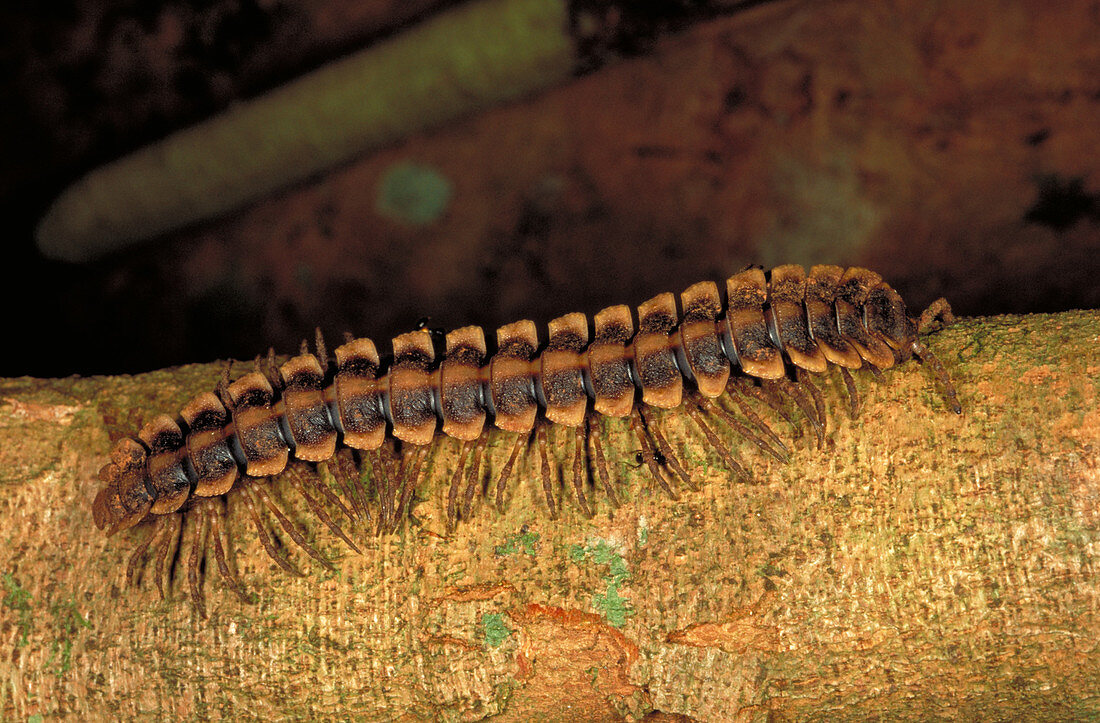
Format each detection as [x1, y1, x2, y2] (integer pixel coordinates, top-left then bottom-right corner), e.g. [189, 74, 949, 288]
[3, 0, 1098, 378]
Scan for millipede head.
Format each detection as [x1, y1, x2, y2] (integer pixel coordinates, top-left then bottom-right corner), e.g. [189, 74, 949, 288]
[93, 438, 152, 535]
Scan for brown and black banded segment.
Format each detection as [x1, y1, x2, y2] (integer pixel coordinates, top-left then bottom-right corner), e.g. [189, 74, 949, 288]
[804, 264, 844, 303]
[863, 282, 915, 355]
[279, 354, 337, 462]
[589, 305, 635, 417]
[835, 267, 882, 307]
[835, 299, 895, 370]
[767, 265, 828, 373]
[179, 392, 239, 496]
[679, 281, 729, 398]
[805, 265, 863, 369]
[389, 330, 438, 445]
[834, 269, 895, 369]
[541, 313, 589, 426]
[440, 326, 487, 441]
[491, 320, 539, 433]
[226, 373, 289, 478]
[635, 293, 682, 409]
[334, 338, 386, 450]
[726, 269, 785, 380]
[137, 415, 191, 514]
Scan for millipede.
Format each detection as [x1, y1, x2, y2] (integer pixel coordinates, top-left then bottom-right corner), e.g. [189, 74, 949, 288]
[93, 264, 961, 617]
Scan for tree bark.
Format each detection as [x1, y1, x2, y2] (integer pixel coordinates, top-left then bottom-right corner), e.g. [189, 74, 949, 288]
[1, 310, 1098, 721]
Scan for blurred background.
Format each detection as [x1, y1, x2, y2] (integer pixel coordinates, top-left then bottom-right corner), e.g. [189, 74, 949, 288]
[2, 0, 1098, 378]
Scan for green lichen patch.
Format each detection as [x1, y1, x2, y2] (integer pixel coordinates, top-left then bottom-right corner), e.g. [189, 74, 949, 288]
[591, 583, 634, 629]
[495, 529, 540, 556]
[482, 613, 512, 648]
[569, 539, 634, 627]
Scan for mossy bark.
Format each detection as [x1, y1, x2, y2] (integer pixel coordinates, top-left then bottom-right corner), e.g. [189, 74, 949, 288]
[1, 311, 1098, 721]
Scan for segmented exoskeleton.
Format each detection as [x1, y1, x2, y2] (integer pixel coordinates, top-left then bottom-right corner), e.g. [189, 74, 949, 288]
[93, 264, 960, 616]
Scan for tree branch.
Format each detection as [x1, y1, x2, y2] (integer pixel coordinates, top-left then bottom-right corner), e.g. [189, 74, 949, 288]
[1, 310, 1098, 720]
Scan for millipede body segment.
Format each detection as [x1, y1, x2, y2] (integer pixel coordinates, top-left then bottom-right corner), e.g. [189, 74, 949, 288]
[92, 264, 961, 615]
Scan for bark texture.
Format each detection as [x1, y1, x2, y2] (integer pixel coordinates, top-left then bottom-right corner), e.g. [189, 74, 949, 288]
[0, 311, 1098, 721]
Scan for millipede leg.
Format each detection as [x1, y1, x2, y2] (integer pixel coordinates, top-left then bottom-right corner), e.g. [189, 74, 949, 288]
[261, 347, 282, 390]
[462, 436, 489, 519]
[319, 460, 354, 521]
[537, 425, 558, 518]
[153, 513, 181, 600]
[776, 378, 819, 428]
[345, 452, 375, 524]
[776, 379, 824, 448]
[187, 504, 210, 619]
[866, 363, 885, 383]
[840, 367, 860, 419]
[740, 378, 802, 440]
[723, 386, 790, 459]
[314, 328, 329, 374]
[216, 363, 234, 410]
[251, 483, 334, 571]
[571, 424, 593, 517]
[371, 449, 394, 532]
[204, 499, 250, 604]
[382, 447, 405, 533]
[703, 397, 789, 464]
[311, 473, 358, 528]
[796, 368, 827, 432]
[586, 415, 619, 508]
[306, 461, 358, 526]
[125, 517, 162, 588]
[348, 452, 374, 523]
[446, 441, 472, 531]
[494, 432, 528, 512]
[383, 446, 406, 528]
[638, 406, 696, 492]
[742, 378, 793, 421]
[912, 340, 962, 414]
[284, 467, 361, 554]
[629, 408, 679, 500]
[241, 485, 304, 578]
[686, 402, 749, 482]
[392, 444, 428, 533]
